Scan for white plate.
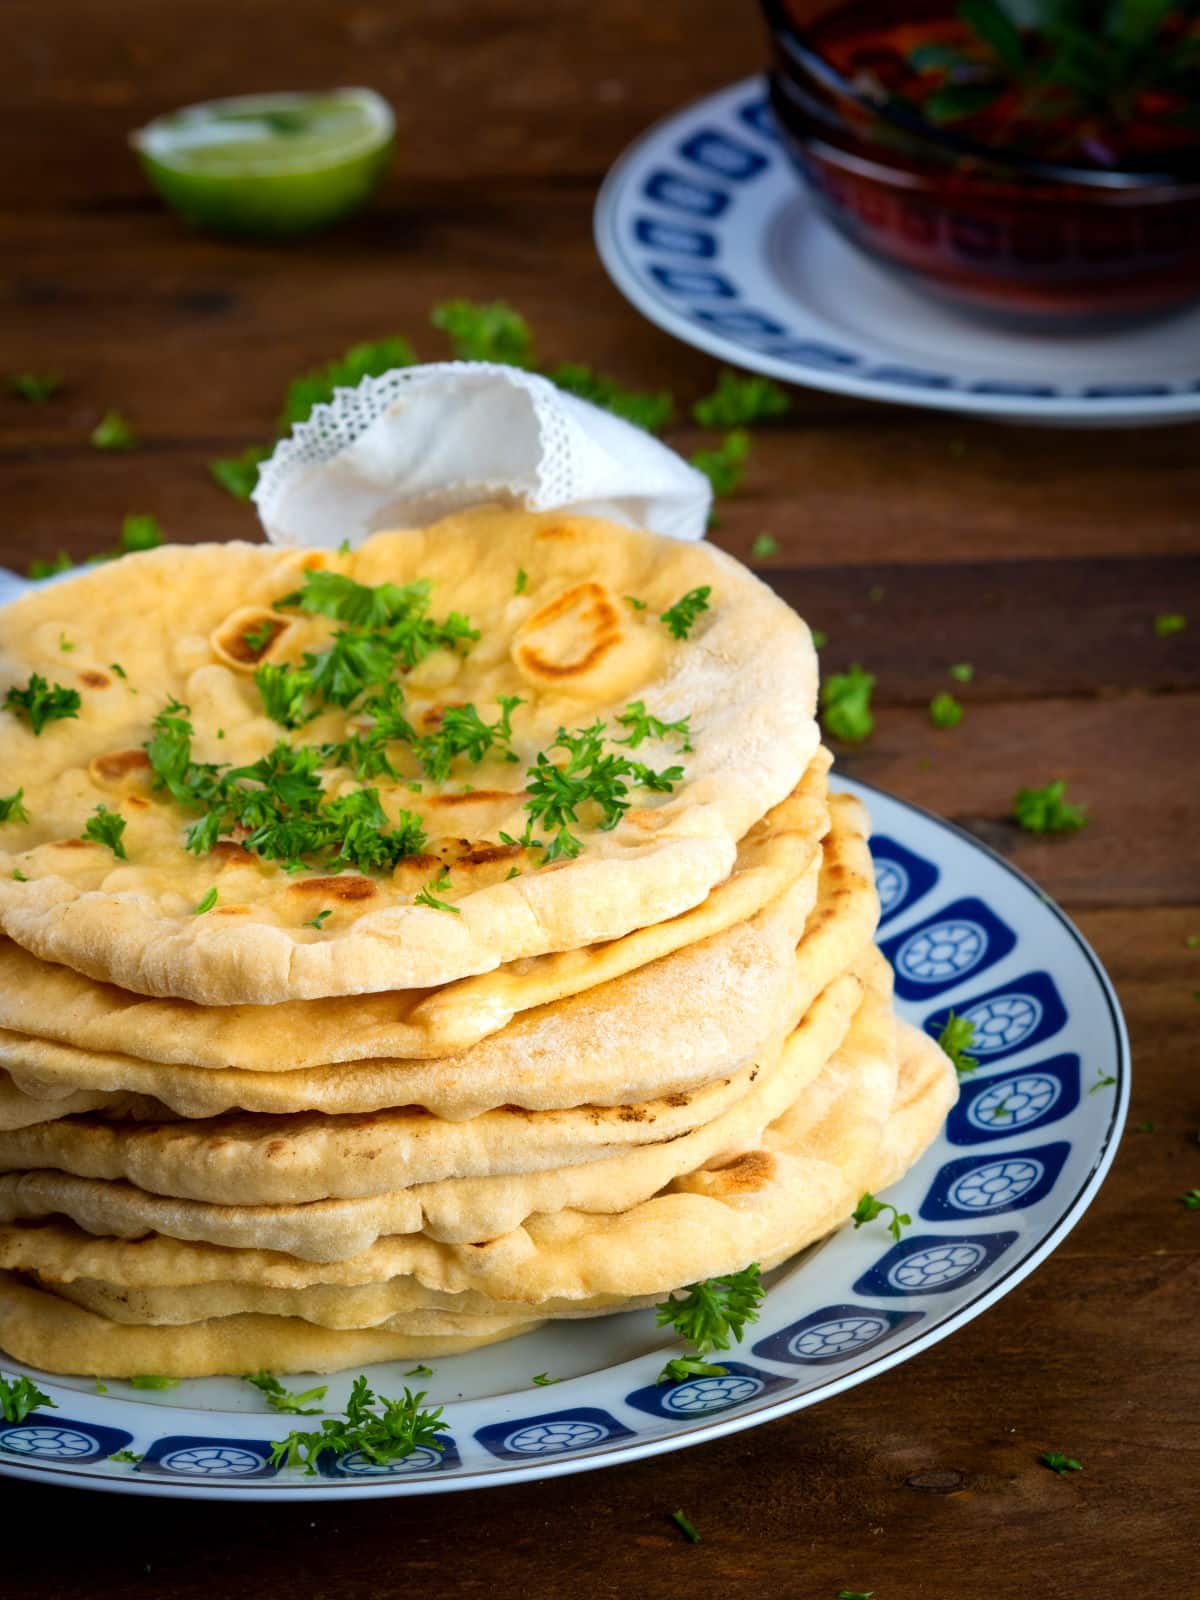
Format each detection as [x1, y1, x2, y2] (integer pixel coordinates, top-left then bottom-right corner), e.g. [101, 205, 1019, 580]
[0, 777, 1128, 1499]
[594, 76, 1200, 426]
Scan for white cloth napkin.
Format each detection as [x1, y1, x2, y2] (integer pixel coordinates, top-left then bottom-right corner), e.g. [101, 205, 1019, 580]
[253, 361, 712, 547]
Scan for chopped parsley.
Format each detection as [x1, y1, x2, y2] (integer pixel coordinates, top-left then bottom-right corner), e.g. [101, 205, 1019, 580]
[110, 662, 127, 679]
[414, 868, 459, 914]
[615, 700, 693, 753]
[690, 428, 750, 498]
[514, 567, 528, 595]
[522, 720, 683, 862]
[1039, 1450, 1082, 1474]
[937, 1012, 978, 1076]
[837, 1591, 874, 1598]
[270, 1376, 444, 1473]
[929, 691, 963, 729]
[84, 805, 128, 859]
[4, 673, 81, 735]
[624, 595, 647, 611]
[192, 888, 218, 915]
[867, 584, 885, 604]
[1154, 612, 1187, 637]
[241, 619, 278, 655]
[821, 664, 874, 744]
[949, 662, 974, 683]
[209, 445, 270, 501]
[1180, 1189, 1200, 1210]
[120, 513, 163, 553]
[852, 1191, 911, 1242]
[404, 697, 522, 783]
[91, 410, 138, 451]
[670, 1509, 701, 1545]
[811, 628, 828, 650]
[108, 1448, 142, 1464]
[304, 908, 332, 930]
[660, 586, 711, 641]
[129, 1374, 179, 1390]
[1089, 1073, 1117, 1093]
[547, 363, 675, 432]
[658, 1356, 731, 1384]
[58, 633, 76, 652]
[431, 299, 533, 367]
[0, 790, 29, 825]
[255, 662, 316, 729]
[654, 1264, 765, 1385]
[11, 869, 27, 881]
[531, 1373, 560, 1386]
[693, 370, 788, 428]
[28, 550, 74, 579]
[405, 1364, 433, 1379]
[9, 371, 63, 403]
[750, 532, 779, 560]
[244, 1371, 329, 1415]
[1135, 1120, 1156, 1133]
[0, 1374, 54, 1423]
[1012, 780, 1088, 835]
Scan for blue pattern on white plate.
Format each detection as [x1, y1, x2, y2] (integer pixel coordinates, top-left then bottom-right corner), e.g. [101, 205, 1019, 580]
[0, 763, 1128, 1499]
[593, 76, 1200, 425]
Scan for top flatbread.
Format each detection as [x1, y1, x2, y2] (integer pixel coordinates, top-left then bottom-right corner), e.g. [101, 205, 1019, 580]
[0, 506, 818, 1002]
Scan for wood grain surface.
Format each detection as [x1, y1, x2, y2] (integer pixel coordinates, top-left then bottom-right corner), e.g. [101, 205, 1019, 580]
[3, 2, 1198, 1594]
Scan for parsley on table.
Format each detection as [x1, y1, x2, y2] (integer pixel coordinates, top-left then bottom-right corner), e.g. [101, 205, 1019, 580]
[129, 1374, 178, 1390]
[91, 410, 138, 451]
[84, 805, 128, 860]
[852, 1191, 911, 1242]
[654, 1264, 765, 1385]
[209, 445, 270, 501]
[690, 428, 750, 499]
[431, 299, 533, 367]
[415, 868, 459, 914]
[614, 700, 693, 753]
[5, 673, 81, 735]
[670, 1509, 701, 1545]
[1012, 780, 1088, 835]
[244, 1371, 329, 1415]
[811, 628, 828, 651]
[1154, 612, 1187, 637]
[192, 888, 218, 915]
[821, 664, 875, 744]
[523, 720, 683, 863]
[514, 567, 528, 595]
[750, 532, 778, 560]
[270, 1376, 445, 1473]
[405, 1364, 433, 1379]
[693, 370, 788, 428]
[929, 691, 963, 729]
[1040, 1450, 1082, 1474]
[837, 1591, 874, 1598]
[547, 363, 675, 433]
[937, 1012, 978, 1076]
[28, 550, 74, 579]
[0, 1374, 54, 1423]
[531, 1373, 560, 1386]
[304, 908, 332, 930]
[1135, 1120, 1156, 1133]
[119, 513, 163, 553]
[0, 790, 29, 825]
[1180, 1190, 1200, 1210]
[9, 371, 63, 403]
[949, 662, 974, 683]
[660, 586, 711, 641]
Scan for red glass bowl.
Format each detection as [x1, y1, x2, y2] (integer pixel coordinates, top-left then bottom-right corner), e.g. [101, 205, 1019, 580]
[760, 0, 1200, 322]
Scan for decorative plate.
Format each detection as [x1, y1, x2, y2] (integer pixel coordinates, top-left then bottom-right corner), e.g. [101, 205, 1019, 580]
[0, 776, 1128, 1499]
[594, 76, 1200, 426]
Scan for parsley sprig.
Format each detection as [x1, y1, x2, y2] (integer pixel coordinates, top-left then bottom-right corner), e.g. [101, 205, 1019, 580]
[693, 370, 788, 428]
[821, 665, 875, 744]
[1040, 1450, 1082, 1475]
[83, 804, 128, 859]
[0, 1374, 54, 1423]
[269, 1376, 445, 1474]
[937, 1012, 978, 1077]
[660, 586, 711, 641]
[245, 1371, 329, 1415]
[614, 699, 693, 753]
[4, 674, 82, 735]
[522, 721, 683, 863]
[654, 1265, 766, 1385]
[852, 1192, 911, 1242]
[0, 790, 29, 825]
[1013, 779, 1088, 835]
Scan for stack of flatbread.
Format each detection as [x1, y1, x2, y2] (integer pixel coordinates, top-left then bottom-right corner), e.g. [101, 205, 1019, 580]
[0, 506, 956, 1376]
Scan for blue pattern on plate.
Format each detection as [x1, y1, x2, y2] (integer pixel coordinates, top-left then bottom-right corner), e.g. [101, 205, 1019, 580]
[752, 1305, 924, 1365]
[869, 835, 940, 926]
[474, 1407, 635, 1461]
[316, 1434, 461, 1478]
[624, 1361, 790, 1421]
[138, 1436, 279, 1480]
[854, 1232, 1019, 1297]
[924, 971, 1068, 1062]
[947, 1054, 1081, 1145]
[920, 1142, 1071, 1219]
[0, 1412, 132, 1462]
[881, 897, 1016, 1000]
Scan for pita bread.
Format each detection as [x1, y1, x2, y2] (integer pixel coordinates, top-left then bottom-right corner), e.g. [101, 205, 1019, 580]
[0, 752, 831, 1069]
[0, 507, 818, 1002]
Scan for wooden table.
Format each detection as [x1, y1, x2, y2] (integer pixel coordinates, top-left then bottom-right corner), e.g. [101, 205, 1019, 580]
[4, 2, 1199, 1593]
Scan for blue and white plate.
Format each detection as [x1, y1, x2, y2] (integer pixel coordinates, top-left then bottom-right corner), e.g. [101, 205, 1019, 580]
[594, 76, 1200, 426]
[0, 777, 1127, 1499]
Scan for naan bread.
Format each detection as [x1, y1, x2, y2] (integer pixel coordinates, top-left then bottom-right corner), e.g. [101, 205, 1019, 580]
[0, 507, 818, 1002]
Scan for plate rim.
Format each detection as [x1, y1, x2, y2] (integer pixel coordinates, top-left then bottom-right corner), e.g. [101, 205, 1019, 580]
[593, 73, 1200, 425]
[0, 776, 1129, 1501]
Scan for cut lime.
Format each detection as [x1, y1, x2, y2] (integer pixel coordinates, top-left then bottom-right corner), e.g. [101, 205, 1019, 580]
[131, 88, 394, 238]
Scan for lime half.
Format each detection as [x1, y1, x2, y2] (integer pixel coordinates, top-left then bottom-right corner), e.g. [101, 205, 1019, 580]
[131, 88, 394, 238]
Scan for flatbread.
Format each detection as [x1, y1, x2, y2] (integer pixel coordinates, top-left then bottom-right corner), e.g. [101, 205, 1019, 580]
[0, 507, 818, 1002]
[0, 751, 831, 1069]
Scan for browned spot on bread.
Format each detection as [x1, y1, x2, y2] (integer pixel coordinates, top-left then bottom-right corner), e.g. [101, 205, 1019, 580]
[79, 670, 111, 689]
[214, 906, 251, 916]
[212, 840, 254, 864]
[126, 795, 150, 810]
[456, 842, 522, 867]
[709, 1149, 776, 1193]
[513, 581, 623, 681]
[53, 838, 90, 850]
[535, 522, 577, 542]
[263, 1139, 289, 1158]
[425, 790, 524, 811]
[288, 875, 377, 901]
[90, 748, 151, 783]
